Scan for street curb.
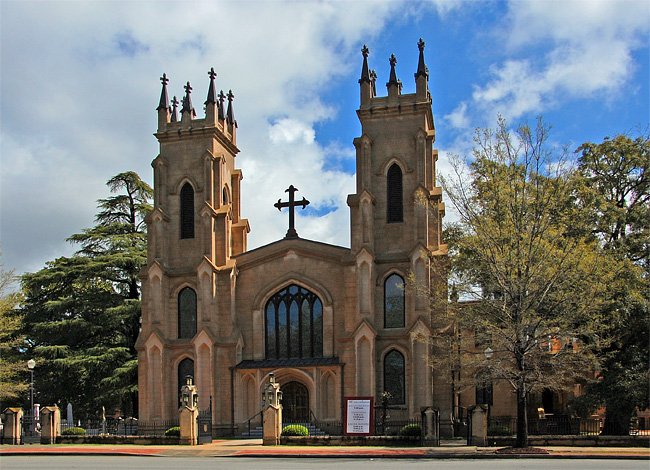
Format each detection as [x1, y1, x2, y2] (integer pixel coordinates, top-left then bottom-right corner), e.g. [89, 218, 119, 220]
[1, 450, 648, 460]
[229, 452, 649, 460]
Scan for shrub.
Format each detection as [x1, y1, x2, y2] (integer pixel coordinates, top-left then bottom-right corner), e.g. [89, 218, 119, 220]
[487, 424, 512, 436]
[164, 426, 180, 437]
[281, 424, 309, 436]
[399, 424, 422, 437]
[62, 426, 87, 436]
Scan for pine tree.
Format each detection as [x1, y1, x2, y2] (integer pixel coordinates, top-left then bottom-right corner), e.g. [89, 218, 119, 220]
[20, 172, 152, 418]
[0, 250, 27, 409]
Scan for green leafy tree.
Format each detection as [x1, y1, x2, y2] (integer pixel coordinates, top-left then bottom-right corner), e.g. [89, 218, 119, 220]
[573, 132, 650, 434]
[422, 118, 618, 447]
[0, 250, 28, 408]
[20, 172, 152, 417]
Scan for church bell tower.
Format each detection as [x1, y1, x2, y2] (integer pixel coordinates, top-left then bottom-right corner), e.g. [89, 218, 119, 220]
[347, 40, 446, 414]
[137, 68, 249, 422]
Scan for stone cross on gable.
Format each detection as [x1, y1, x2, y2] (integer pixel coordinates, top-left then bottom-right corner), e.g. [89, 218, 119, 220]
[274, 185, 310, 238]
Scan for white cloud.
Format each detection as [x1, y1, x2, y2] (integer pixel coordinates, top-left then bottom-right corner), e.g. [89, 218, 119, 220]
[444, 101, 470, 129]
[445, 0, 649, 127]
[269, 119, 316, 145]
[0, 1, 404, 275]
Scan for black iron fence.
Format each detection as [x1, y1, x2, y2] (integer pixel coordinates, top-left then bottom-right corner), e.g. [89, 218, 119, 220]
[304, 407, 421, 437]
[60, 418, 178, 437]
[488, 415, 625, 436]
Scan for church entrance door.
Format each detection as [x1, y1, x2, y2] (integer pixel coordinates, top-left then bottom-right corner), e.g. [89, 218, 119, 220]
[282, 381, 309, 422]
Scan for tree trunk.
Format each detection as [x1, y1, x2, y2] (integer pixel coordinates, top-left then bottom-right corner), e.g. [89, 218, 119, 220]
[602, 405, 632, 435]
[516, 387, 528, 448]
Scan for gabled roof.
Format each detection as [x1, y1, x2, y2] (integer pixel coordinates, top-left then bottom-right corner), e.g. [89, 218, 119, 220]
[231, 357, 342, 370]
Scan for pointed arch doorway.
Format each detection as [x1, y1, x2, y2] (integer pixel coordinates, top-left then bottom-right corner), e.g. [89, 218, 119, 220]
[282, 381, 309, 422]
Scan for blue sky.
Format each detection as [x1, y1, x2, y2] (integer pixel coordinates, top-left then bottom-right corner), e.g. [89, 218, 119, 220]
[1, 0, 648, 277]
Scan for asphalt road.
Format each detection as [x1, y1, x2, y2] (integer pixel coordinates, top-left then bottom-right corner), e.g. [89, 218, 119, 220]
[0, 456, 647, 470]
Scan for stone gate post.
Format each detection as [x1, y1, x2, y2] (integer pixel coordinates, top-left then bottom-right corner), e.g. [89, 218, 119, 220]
[262, 373, 283, 446]
[3, 408, 23, 445]
[420, 406, 440, 446]
[468, 404, 488, 446]
[178, 376, 198, 445]
[40, 406, 61, 444]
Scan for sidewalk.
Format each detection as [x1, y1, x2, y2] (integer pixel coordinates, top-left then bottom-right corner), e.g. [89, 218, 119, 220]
[1, 439, 648, 459]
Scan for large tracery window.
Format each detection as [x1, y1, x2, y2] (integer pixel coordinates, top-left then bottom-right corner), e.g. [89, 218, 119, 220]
[387, 163, 403, 223]
[265, 284, 323, 359]
[180, 183, 195, 239]
[178, 287, 197, 339]
[384, 349, 405, 405]
[384, 273, 405, 328]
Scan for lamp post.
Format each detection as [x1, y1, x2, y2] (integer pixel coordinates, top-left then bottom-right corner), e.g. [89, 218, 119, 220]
[483, 347, 493, 360]
[27, 359, 35, 417]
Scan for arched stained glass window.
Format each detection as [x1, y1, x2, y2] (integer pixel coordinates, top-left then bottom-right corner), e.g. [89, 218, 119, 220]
[180, 183, 195, 239]
[387, 164, 403, 223]
[177, 358, 194, 406]
[384, 273, 405, 328]
[265, 284, 323, 359]
[178, 287, 197, 339]
[384, 350, 405, 405]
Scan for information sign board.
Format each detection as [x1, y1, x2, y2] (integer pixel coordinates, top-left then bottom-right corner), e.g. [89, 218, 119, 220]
[343, 396, 374, 436]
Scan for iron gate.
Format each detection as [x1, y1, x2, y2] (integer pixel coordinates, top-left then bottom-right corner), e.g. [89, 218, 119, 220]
[197, 397, 212, 444]
[21, 414, 40, 444]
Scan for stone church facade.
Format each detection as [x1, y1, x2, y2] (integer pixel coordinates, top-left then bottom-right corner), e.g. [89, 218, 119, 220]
[136, 42, 456, 435]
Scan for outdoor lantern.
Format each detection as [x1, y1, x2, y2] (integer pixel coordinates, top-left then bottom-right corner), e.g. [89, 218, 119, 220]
[180, 375, 196, 409]
[262, 372, 282, 408]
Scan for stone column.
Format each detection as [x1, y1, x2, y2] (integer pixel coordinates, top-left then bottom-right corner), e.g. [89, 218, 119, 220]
[179, 406, 198, 445]
[178, 376, 199, 445]
[262, 373, 283, 446]
[40, 406, 61, 444]
[420, 406, 439, 446]
[263, 404, 282, 446]
[468, 404, 488, 447]
[3, 408, 23, 445]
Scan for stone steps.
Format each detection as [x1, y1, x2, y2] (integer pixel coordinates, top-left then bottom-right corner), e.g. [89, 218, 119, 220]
[240, 422, 327, 438]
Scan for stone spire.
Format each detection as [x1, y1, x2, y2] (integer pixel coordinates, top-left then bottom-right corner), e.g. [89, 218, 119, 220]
[218, 90, 226, 122]
[226, 90, 236, 126]
[359, 45, 372, 106]
[387, 54, 399, 86]
[205, 67, 218, 105]
[414, 38, 430, 101]
[226, 89, 237, 143]
[157, 73, 170, 111]
[171, 96, 179, 122]
[205, 68, 219, 124]
[181, 81, 196, 120]
[386, 54, 402, 98]
[359, 45, 371, 84]
[157, 73, 170, 129]
[414, 38, 428, 80]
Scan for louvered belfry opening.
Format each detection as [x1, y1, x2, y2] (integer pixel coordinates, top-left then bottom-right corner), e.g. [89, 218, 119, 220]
[387, 163, 403, 223]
